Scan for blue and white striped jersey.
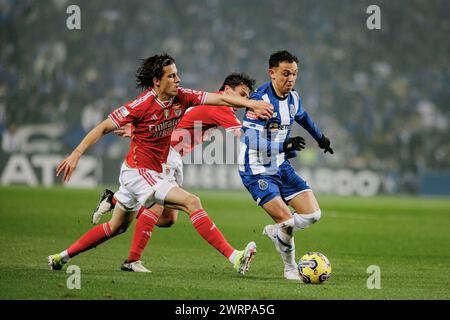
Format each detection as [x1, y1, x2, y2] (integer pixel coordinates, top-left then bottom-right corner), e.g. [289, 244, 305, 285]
[238, 82, 324, 175]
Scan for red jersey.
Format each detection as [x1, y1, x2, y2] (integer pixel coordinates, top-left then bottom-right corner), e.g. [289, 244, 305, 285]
[170, 92, 242, 156]
[109, 87, 206, 172]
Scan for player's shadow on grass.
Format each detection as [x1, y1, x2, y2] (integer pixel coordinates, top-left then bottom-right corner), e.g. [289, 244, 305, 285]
[236, 275, 293, 281]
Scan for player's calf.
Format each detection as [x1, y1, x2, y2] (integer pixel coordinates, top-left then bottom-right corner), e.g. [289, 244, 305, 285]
[107, 205, 135, 236]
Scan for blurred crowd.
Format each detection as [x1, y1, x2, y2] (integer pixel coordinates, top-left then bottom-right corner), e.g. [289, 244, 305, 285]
[1, 0, 449, 182]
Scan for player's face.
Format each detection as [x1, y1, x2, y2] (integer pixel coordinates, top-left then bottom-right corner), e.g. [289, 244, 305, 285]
[155, 64, 181, 99]
[269, 61, 298, 97]
[224, 84, 251, 98]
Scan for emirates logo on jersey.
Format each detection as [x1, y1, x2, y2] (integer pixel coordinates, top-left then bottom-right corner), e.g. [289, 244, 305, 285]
[148, 118, 182, 135]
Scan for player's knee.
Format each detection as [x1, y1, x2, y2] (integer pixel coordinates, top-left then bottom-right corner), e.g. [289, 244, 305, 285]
[185, 194, 202, 213]
[311, 209, 322, 223]
[293, 209, 321, 230]
[149, 205, 164, 215]
[108, 220, 130, 235]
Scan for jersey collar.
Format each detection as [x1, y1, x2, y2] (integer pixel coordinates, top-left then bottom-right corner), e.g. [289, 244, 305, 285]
[270, 83, 289, 101]
[150, 88, 175, 109]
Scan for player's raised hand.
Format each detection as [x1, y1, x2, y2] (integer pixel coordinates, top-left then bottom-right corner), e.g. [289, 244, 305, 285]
[114, 123, 132, 137]
[56, 151, 81, 182]
[318, 135, 334, 154]
[249, 100, 274, 120]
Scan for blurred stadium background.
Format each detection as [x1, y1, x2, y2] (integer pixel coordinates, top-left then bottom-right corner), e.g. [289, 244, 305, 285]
[1, 0, 449, 196]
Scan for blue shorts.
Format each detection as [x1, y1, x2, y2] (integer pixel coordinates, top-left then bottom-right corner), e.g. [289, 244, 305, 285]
[240, 161, 311, 206]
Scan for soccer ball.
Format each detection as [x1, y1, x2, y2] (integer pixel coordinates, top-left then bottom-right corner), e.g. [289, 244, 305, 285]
[298, 252, 332, 284]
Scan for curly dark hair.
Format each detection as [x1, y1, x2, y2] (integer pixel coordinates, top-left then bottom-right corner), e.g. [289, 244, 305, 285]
[219, 72, 256, 92]
[135, 53, 176, 90]
[269, 50, 299, 68]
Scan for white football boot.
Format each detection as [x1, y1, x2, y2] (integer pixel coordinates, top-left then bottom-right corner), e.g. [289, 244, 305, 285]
[263, 224, 300, 280]
[121, 260, 151, 273]
[92, 189, 114, 224]
[284, 266, 301, 280]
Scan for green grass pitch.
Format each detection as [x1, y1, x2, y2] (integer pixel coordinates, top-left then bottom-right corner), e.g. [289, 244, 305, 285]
[0, 186, 449, 300]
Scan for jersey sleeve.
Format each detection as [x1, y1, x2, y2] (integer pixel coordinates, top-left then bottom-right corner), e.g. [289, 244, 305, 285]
[242, 91, 268, 131]
[178, 87, 207, 108]
[211, 106, 242, 132]
[242, 128, 285, 154]
[293, 93, 323, 142]
[108, 96, 146, 128]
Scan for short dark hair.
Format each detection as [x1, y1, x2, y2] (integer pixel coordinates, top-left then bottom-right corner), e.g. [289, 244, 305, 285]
[219, 72, 256, 92]
[269, 50, 299, 68]
[135, 53, 175, 90]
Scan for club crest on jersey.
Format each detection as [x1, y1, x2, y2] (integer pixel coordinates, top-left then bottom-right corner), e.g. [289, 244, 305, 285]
[174, 109, 182, 117]
[258, 179, 268, 190]
[172, 104, 182, 117]
[164, 109, 170, 119]
[290, 104, 296, 117]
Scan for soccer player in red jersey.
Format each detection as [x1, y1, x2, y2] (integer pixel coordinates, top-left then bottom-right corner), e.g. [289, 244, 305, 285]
[48, 54, 273, 275]
[91, 73, 255, 272]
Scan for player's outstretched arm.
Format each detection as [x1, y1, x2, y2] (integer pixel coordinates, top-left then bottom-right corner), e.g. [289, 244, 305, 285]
[56, 118, 116, 182]
[204, 92, 273, 120]
[295, 111, 334, 154]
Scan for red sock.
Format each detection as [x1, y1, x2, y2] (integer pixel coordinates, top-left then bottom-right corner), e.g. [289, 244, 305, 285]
[67, 222, 113, 258]
[127, 208, 159, 262]
[135, 206, 144, 219]
[189, 209, 234, 258]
